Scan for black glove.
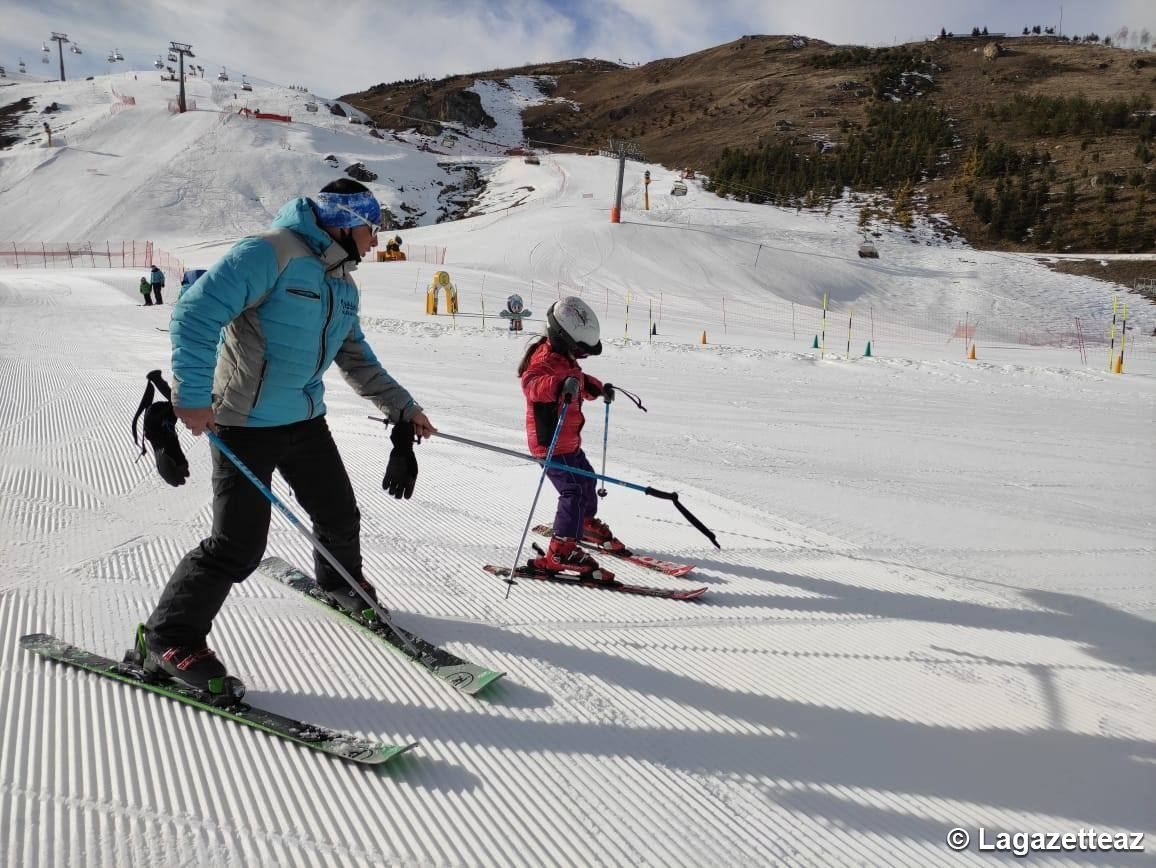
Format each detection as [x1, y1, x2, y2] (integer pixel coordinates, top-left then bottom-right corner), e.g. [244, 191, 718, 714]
[382, 419, 418, 499]
[142, 402, 189, 486]
[601, 382, 615, 402]
[560, 376, 580, 400]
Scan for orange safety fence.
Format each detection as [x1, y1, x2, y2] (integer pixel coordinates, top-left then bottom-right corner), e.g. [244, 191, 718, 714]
[0, 241, 185, 287]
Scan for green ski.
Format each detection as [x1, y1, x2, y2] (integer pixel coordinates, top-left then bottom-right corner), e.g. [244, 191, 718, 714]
[257, 557, 505, 696]
[20, 633, 416, 766]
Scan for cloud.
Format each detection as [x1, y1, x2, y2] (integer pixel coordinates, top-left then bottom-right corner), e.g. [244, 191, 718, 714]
[1, 0, 1151, 96]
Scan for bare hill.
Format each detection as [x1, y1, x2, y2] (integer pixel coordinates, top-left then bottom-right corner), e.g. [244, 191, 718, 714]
[342, 35, 1156, 255]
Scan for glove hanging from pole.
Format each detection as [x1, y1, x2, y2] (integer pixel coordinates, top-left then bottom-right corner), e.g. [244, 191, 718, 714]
[382, 418, 419, 499]
[132, 370, 190, 487]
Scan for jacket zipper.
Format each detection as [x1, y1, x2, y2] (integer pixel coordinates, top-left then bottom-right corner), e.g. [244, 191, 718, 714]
[312, 281, 334, 381]
[305, 281, 334, 418]
[250, 360, 268, 411]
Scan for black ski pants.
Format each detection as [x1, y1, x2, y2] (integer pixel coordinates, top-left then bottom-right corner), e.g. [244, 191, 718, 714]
[146, 415, 364, 646]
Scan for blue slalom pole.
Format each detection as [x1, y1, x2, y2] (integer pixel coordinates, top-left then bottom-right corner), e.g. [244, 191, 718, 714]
[205, 430, 423, 656]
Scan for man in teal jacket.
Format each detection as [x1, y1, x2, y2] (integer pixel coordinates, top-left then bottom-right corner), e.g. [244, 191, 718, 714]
[138, 179, 436, 694]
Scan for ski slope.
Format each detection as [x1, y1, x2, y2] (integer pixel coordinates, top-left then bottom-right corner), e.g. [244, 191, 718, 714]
[1, 69, 1154, 867]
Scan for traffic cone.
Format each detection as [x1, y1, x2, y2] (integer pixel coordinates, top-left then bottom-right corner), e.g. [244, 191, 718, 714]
[1113, 353, 1124, 374]
[700, 330, 707, 344]
[811, 335, 819, 349]
[968, 344, 976, 360]
[864, 341, 872, 357]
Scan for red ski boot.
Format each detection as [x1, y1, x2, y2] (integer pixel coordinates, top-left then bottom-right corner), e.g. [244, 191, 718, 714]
[581, 518, 627, 554]
[532, 536, 615, 581]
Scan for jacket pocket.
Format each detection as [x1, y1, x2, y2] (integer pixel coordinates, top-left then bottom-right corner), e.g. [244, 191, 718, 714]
[532, 401, 558, 448]
[287, 287, 321, 299]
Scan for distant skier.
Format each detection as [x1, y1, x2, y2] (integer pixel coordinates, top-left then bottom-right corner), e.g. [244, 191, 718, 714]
[139, 276, 153, 306]
[135, 178, 437, 696]
[519, 296, 623, 579]
[148, 265, 165, 304]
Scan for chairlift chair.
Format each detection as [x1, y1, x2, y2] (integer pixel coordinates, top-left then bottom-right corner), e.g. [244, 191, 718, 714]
[240, 76, 252, 92]
[42, 54, 50, 64]
[167, 52, 177, 62]
[19, 60, 26, 73]
[113, 49, 124, 61]
[42, 43, 50, 53]
[70, 43, 82, 55]
[154, 56, 164, 69]
[107, 51, 116, 63]
[670, 180, 688, 196]
[857, 240, 879, 259]
[0, 66, 5, 77]
[217, 67, 229, 82]
[305, 101, 318, 112]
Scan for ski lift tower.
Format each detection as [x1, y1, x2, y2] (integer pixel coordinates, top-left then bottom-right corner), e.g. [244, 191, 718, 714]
[169, 41, 195, 112]
[607, 138, 644, 224]
[49, 32, 70, 81]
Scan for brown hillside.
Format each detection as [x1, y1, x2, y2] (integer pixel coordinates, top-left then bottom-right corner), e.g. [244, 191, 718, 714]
[341, 35, 1156, 257]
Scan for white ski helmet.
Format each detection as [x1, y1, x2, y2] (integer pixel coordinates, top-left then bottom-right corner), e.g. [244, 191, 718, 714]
[547, 296, 601, 356]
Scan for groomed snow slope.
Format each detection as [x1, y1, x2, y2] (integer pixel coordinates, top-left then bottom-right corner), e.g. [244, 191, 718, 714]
[1, 70, 1154, 868]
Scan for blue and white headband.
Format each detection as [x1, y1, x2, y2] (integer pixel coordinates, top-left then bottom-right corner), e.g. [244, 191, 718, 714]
[314, 191, 382, 230]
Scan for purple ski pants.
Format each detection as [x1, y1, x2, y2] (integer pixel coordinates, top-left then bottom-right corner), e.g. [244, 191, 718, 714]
[545, 449, 598, 539]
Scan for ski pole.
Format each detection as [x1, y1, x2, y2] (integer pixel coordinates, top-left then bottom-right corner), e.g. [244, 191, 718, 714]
[597, 385, 614, 498]
[376, 423, 721, 549]
[501, 379, 578, 598]
[206, 431, 427, 661]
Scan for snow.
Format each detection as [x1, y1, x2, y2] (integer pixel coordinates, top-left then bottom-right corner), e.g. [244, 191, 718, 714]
[1, 69, 1154, 867]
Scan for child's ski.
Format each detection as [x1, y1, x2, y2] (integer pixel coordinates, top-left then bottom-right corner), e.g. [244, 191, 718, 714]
[532, 524, 696, 577]
[20, 634, 415, 765]
[257, 557, 505, 696]
[482, 564, 707, 600]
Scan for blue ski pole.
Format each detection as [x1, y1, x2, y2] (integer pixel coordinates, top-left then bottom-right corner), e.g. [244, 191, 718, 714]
[384, 429, 721, 550]
[205, 430, 425, 658]
[502, 377, 579, 598]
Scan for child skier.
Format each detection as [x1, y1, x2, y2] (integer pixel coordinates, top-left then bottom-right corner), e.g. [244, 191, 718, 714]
[139, 276, 153, 305]
[519, 296, 624, 579]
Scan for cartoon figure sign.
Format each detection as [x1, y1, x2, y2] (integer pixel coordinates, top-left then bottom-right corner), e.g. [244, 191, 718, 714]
[499, 293, 533, 331]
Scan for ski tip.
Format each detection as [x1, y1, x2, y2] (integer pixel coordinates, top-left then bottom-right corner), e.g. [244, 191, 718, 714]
[373, 741, 420, 764]
[454, 669, 507, 695]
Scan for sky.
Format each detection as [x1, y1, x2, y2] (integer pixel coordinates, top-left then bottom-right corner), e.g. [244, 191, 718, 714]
[1, 64, 1155, 868]
[1, 0, 1153, 97]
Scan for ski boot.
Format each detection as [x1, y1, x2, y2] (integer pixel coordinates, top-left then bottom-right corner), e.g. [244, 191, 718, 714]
[319, 580, 388, 622]
[127, 624, 245, 706]
[581, 518, 628, 554]
[531, 536, 615, 581]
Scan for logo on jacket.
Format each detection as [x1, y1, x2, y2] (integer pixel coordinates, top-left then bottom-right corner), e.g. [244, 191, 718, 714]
[340, 299, 358, 315]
